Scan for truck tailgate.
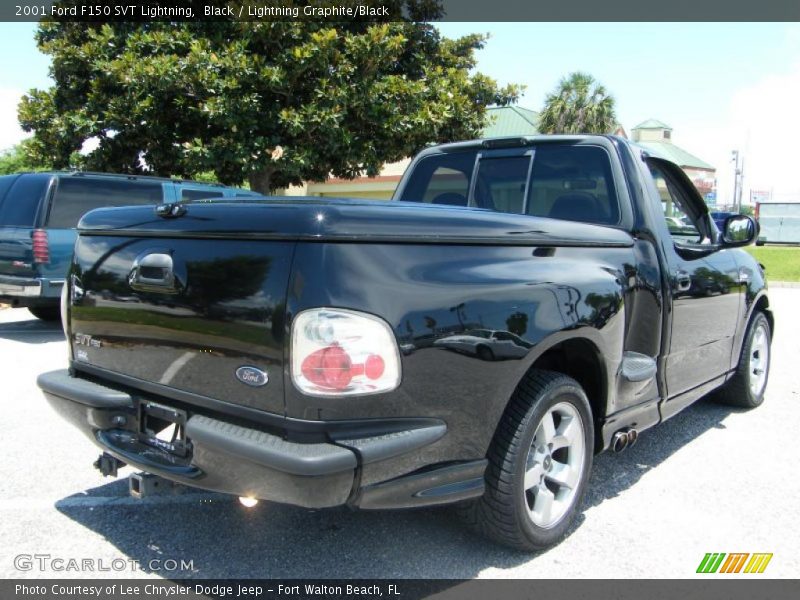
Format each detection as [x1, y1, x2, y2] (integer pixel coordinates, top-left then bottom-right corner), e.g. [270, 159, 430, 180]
[69, 234, 293, 416]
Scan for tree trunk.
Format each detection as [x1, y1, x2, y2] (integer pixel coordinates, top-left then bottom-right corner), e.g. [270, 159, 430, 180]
[248, 167, 275, 195]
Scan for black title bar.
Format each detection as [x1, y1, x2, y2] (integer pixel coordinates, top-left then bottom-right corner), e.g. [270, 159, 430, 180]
[3, 0, 800, 22]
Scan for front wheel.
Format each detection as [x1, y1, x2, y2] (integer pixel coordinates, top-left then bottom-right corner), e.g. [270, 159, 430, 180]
[476, 345, 494, 361]
[460, 370, 594, 551]
[714, 312, 771, 408]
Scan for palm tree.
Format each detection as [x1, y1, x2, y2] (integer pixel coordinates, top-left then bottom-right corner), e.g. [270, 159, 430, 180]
[538, 72, 617, 135]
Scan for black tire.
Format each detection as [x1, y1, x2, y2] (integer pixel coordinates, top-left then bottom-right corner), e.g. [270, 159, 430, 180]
[713, 311, 771, 408]
[476, 345, 494, 361]
[459, 370, 594, 551]
[28, 306, 61, 322]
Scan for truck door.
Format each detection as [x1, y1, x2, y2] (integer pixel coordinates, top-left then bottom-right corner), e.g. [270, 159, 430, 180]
[647, 162, 741, 401]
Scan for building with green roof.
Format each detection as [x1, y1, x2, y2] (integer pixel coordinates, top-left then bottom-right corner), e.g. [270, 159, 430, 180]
[631, 119, 716, 195]
[481, 106, 540, 138]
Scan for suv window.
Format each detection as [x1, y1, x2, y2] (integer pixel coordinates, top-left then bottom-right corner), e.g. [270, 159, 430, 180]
[47, 177, 164, 228]
[0, 175, 18, 206]
[527, 145, 619, 225]
[0, 174, 50, 227]
[181, 188, 225, 201]
[649, 165, 702, 243]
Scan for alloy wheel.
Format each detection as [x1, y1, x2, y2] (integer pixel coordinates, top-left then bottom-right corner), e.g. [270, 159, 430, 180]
[749, 323, 770, 397]
[523, 401, 586, 528]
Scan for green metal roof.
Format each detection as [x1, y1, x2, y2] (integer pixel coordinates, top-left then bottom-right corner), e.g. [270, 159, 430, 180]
[635, 140, 714, 170]
[633, 118, 672, 130]
[482, 106, 539, 138]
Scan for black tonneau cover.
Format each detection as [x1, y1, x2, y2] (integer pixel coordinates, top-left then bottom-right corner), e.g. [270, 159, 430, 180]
[78, 198, 634, 248]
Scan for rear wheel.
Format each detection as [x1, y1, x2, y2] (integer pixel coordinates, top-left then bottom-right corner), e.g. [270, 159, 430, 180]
[714, 312, 771, 408]
[460, 370, 593, 551]
[28, 306, 60, 322]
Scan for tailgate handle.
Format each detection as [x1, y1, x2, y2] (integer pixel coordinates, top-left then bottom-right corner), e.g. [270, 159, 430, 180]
[129, 252, 177, 293]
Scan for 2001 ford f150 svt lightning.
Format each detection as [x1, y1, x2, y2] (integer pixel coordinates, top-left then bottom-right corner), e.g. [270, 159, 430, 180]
[39, 135, 772, 550]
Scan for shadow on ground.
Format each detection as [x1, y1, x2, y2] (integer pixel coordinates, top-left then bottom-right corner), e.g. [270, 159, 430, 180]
[56, 397, 738, 579]
[0, 313, 64, 344]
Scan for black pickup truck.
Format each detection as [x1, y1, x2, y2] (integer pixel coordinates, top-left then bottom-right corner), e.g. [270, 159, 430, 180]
[39, 135, 772, 550]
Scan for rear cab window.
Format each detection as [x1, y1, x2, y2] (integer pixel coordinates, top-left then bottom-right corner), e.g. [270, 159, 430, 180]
[46, 177, 164, 228]
[526, 145, 619, 225]
[0, 174, 51, 227]
[397, 143, 620, 227]
[397, 151, 475, 207]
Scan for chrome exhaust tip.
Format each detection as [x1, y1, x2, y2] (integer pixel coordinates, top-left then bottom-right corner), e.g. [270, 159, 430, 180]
[626, 428, 639, 448]
[612, 431, 629, 453]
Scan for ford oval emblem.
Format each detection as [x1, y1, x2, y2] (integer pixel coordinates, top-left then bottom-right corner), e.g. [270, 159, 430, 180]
[235, 366, 269, 387]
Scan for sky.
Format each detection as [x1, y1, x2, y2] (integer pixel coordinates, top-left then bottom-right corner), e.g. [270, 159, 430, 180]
[2, 22, 799, 205]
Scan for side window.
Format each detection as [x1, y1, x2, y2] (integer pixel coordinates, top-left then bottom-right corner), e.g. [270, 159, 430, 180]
[181, 189, 225, 201]
[396, 152, 476, 206]
[0, 175, 49, 227]
[648, 166, 702, 243]
[47, 178, 164, 228]
[473, 156, 530, 213]
[527, 145, 619, 225]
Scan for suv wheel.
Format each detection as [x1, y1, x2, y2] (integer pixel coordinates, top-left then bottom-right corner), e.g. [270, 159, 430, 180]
[28, 306, 61, 322]
[714, 312, 771, 408]
[460, 370, 593, 551]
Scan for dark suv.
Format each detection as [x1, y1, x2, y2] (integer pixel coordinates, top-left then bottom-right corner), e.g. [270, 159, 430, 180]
[0, 172, 257, 320]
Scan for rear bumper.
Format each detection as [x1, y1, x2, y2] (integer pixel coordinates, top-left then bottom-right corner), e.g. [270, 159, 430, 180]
[0, 275, 41, 297]
[0, 275, 63, 305]
[38, 369, 483, 509]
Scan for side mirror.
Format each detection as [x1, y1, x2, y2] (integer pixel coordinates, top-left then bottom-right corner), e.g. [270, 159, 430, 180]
[722, 214, 758, 247]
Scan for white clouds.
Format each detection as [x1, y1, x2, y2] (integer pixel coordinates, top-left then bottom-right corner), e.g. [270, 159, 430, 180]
[0, 88, 28, 152]
[668, 60, 800, 207]
[728, 61, 800, 201]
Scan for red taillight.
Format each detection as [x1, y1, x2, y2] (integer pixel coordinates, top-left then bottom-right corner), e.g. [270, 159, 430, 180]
[292, 308, 401, 396]
[300, 344, 386, 391]
[32, 229, 50, 264]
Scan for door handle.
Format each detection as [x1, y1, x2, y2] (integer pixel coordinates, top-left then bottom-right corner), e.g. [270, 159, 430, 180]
[674, 269, 692, 293]
[129, 252, 178, 293]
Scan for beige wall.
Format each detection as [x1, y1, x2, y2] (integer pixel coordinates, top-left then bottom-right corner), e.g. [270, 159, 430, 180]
[277, 159, 409, 199]
[632, 128, 671, 142]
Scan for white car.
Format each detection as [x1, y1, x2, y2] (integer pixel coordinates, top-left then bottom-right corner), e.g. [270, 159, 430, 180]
[433, 329, 532, 361]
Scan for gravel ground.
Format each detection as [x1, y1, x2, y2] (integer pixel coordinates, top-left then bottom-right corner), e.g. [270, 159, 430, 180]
[0, 290, 797, 579]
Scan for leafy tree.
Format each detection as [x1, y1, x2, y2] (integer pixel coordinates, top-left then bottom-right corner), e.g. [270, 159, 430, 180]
[0, 139, 51, 175]
[424, 315, 437, 333]
[505, 311, 528, 336]
[19, 5, 520, 193]
[538, 72, 617, 135]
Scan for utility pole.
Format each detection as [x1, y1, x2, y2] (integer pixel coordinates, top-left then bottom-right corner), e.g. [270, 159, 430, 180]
[731, 150, 743, 212]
